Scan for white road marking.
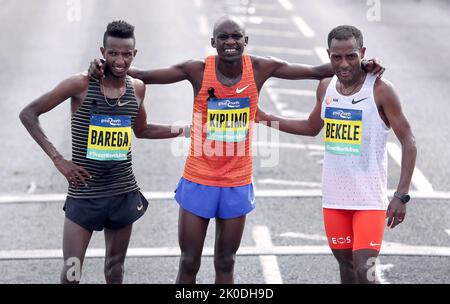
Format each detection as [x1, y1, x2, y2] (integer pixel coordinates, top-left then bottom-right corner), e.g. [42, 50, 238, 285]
[226, 6, 256, 15]
[237, 16, 291, 25]
[314, 46, 329, 64]
[278, 109, 309, 118]
[197, 15, 209, 36]
[247, 45, 314, 56]
[446, 230, 450, 238]
[386, 142, 434, 192]
[26, 181, 37, 194]
[258, 179, 321, 188]
[280, 232, 327, 241]
[193, 0, 203, 9]
[246, 28, 299, 38]
[252, 226, 283, 284]
[291, 16, 315, 38]
[250, 3, 280, 10]
[278, 0, 294, 11]
[2, 244, 450, 260]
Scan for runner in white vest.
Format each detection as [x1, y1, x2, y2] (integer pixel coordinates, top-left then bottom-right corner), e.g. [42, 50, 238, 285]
[257, 25, 416, 284]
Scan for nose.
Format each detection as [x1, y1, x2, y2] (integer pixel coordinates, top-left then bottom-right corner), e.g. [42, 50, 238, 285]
[340, 58, 350, 69]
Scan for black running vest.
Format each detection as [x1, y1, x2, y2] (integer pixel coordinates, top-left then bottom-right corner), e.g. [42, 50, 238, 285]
[68, 76, 139, 198]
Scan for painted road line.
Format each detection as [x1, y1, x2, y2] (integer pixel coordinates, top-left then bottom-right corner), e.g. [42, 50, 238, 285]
[257, 179, 321, 188]
[279, 109, 309, 118]
[291, 16, 315, 38]
[446, 230, 450, 238]
[278, 0, 294, 11]
[197, 15, 209, 36]
[252, 226, 283, 284]
[2, 244, 450, 260]
[386, 142, 434, 192]
[247, 45, 314, 56]
[315, 46, 329, 64]
[236, 16, 291, 25]
[246, 28, 299, 38]
[251, 3, 281, 10]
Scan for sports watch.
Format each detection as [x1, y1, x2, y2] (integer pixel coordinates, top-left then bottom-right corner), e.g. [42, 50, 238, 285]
[394, 192, 410, 204]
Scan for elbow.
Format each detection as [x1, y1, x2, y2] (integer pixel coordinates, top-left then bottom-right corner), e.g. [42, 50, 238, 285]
[19, 107, 32, 126]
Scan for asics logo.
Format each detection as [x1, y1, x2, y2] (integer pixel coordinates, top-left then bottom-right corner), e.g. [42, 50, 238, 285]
[236, 84, 251, 94]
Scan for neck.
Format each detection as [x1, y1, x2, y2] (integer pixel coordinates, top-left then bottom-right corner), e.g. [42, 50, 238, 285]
[216, 57, 243, 79]
[103, 70, 126, 88]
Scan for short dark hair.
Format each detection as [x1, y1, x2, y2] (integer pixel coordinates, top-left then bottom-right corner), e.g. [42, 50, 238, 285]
[327, 25, 363, 49]
[103, 20, 135, 47]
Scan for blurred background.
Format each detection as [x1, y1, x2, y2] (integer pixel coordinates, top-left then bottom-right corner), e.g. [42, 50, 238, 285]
[0, 0, 449, 283]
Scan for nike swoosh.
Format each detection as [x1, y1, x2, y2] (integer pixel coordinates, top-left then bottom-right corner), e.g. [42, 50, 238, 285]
[370, 241, 382, 247]
[117, 100, 132, 107]
[351, 97, 368, 104]
[137, 203, 143, 211]
[236, 84, 251, 94]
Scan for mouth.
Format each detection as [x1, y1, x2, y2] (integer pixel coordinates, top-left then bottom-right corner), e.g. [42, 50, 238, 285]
[339, 70, 351, 77]
[223, 48, 239, 56]
[112, 66, 127, 73]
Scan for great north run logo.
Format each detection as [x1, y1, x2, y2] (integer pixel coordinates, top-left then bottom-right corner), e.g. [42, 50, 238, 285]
[101, 117, 122, 126]
[217, 100, 241, 108]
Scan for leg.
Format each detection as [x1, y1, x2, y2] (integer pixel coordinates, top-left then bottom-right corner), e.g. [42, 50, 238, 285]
[60, 217, 93, 284]
[353, 249, 380, 284]
[214, 215, 246, 284]
[331, 249, 356, 284]
[352, 210, 386, 284]
[323, 208, 355, 284]
[176, 207, 210, 284]
[103, 224, 133, 284]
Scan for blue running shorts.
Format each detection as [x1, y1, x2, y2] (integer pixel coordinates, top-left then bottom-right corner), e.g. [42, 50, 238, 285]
[174, 177, 255, 219]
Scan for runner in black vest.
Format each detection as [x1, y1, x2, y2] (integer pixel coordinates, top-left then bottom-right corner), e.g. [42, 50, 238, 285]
[20, 20, 187, 284]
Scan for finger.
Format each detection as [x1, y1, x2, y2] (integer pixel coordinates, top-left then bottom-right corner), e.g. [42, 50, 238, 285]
[79, 167, 92, 179]
[74, 171, 87, 186]
[387, 211, 395, 228]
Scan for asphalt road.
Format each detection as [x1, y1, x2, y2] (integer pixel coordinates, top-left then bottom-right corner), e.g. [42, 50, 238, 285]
[1, 0, 449, 285]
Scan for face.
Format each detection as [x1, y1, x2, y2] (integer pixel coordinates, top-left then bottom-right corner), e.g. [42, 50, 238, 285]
[327, 37, 365, 85]
[211, 20, 248, 62]
[101, 36, 137, 78]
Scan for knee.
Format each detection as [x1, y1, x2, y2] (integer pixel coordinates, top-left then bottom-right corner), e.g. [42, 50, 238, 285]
[179, 252, 202, 275]
[104, 256, 125, 283]
[214, 254, 235, 274]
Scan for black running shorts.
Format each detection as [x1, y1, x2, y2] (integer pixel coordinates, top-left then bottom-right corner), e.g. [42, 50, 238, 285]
[63, 190, 149, 231]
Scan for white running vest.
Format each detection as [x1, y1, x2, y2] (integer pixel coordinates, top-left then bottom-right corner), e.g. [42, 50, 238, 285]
[320, 74, 390, 210]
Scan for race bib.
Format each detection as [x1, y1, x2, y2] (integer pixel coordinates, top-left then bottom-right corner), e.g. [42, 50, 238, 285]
[207, 97, 250, 142]
[324, 107, 362, 155]
[86, 114, 132, 161]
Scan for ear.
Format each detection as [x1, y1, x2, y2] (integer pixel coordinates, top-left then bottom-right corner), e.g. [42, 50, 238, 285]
[100, 47, 106, 58]
[244, 36, 248, 46]
[211, 37, 216, 48]
[360, 47, 366, 59]
[327, 49, 331, 58]
[133, 49, 138, 57]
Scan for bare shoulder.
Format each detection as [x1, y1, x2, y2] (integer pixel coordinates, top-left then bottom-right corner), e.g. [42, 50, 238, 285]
[57, 72, 90, 95]
[374, 77, 399, 104]
[317, 77, 333, 98]
[130, 76, 145, 100]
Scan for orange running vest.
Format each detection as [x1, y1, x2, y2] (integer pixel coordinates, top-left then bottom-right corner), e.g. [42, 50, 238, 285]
[183, 54, 258, 187]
